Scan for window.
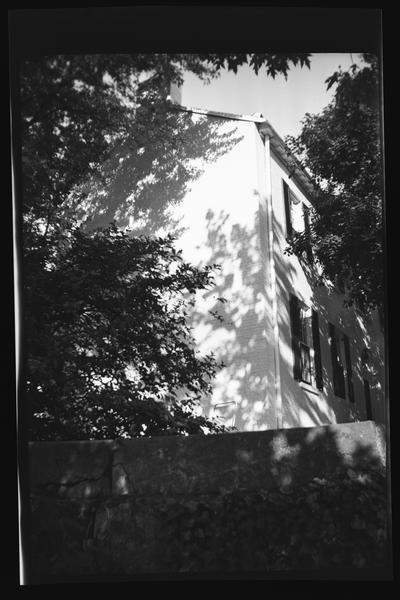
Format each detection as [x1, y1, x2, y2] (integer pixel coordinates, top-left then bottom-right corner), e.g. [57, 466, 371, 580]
[283, 180, 303, 237]
[290, 294, 323, 389]
[289, 191, 305, 233]
[329, 323, 354, 401]
[212, 401, 236, 428]
[282, 180, 313, 261]
[290, 294, 311, 383]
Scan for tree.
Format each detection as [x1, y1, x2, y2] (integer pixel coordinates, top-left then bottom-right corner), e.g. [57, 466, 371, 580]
[19, 53, 311, 440]
[200, 53, 311, 78]
[25, 224, 230, 440]
[285, 54, 383, 315]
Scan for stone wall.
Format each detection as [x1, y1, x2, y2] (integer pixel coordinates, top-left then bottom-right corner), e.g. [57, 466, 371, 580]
[25, 421, 390, 582]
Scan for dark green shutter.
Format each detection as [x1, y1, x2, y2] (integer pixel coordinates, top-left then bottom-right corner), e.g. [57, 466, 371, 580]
[329, 322, 345, 398]
[290, 294, 301, 380]
[363, 379, 373, 420]
[329, 322, 339, 396]
[283, 180, 293, 238]
[343, 334, 354, 402]
[312, 310, 323, 390]
[302, 204, 313, 263]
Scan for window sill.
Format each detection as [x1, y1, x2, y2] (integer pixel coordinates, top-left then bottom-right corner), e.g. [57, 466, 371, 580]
[298, 381, 321, 396]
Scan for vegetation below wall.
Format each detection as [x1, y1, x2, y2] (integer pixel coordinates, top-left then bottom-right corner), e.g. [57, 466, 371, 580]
[29, 465, 388, 581]
[158, 469, 387, 573]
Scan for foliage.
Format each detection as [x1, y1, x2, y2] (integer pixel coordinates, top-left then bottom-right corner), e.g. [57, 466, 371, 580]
[285, 54, 383, 315]
[200, 53, 311, 78]
[140, 468, 388, 573]
[30, 467, 388, 577]
[25, 224, 230, 440]
[20, 53, 311, 440]
[21, 55, 172, 238]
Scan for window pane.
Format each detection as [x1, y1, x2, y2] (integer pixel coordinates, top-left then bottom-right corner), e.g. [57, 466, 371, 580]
[336, 333, 344, 366]
[301, 307, 312, 344]
[300, 342, 312, 384]
[336, 365, 346, 398]
[289, 192, 305, 233]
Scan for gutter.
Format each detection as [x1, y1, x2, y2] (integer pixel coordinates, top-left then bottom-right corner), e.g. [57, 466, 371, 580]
[175, 103, 267, 123]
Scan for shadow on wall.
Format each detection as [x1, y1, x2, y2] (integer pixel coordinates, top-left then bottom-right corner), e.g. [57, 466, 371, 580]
[189, 201, 385, 431]
[70, 109, 243, 237]
[189, 206, 277, 431]
[188, 205, 335, 429]
[271, 212, 344, 427]
[297, 249, 385, 406]
[188, 204, 335, 429]
[273, 210, 385, 427]
[26, 422, 391, 581]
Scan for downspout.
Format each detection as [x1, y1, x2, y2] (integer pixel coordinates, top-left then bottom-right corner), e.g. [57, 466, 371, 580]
[263, 134, 283, 429]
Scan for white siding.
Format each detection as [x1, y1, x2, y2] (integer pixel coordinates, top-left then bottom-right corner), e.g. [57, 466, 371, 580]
[168, 119, 277, 430]
[270, 149, 386, 427]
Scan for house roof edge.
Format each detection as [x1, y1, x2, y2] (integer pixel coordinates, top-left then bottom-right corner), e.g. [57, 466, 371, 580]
[258, 120, 315, 198]
[175, 104, 266, 123]
[175, 103, 315, 198]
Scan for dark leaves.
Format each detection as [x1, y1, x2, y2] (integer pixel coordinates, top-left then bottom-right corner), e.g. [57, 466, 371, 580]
[199, 53, 311, 79]
[25, 225, 231, 440]
[284, 55, 383, 314]
[325, 71, 340, 90]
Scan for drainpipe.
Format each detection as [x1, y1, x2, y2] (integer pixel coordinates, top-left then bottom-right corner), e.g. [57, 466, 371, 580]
[263, 134, 283, 429]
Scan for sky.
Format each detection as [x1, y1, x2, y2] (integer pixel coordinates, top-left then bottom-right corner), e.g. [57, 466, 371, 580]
[180, 53, 364, 140]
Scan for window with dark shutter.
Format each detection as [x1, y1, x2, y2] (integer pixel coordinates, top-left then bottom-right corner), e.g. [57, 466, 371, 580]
[283, 179, 293, 238]
[290, 294, 313, 385]
[329, 322, 346, 398]
[343, 334, 354, 403]
[312, 310, 323, 390]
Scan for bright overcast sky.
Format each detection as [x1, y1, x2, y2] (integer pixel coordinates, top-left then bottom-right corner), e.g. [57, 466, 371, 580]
[181, 53, 364, 140]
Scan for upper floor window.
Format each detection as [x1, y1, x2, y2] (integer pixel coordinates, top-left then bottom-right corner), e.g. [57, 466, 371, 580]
[282, 180, 313, 262]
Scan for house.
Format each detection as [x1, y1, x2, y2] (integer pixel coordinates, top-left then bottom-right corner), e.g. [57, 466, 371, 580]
[84, 102, 386, 432]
